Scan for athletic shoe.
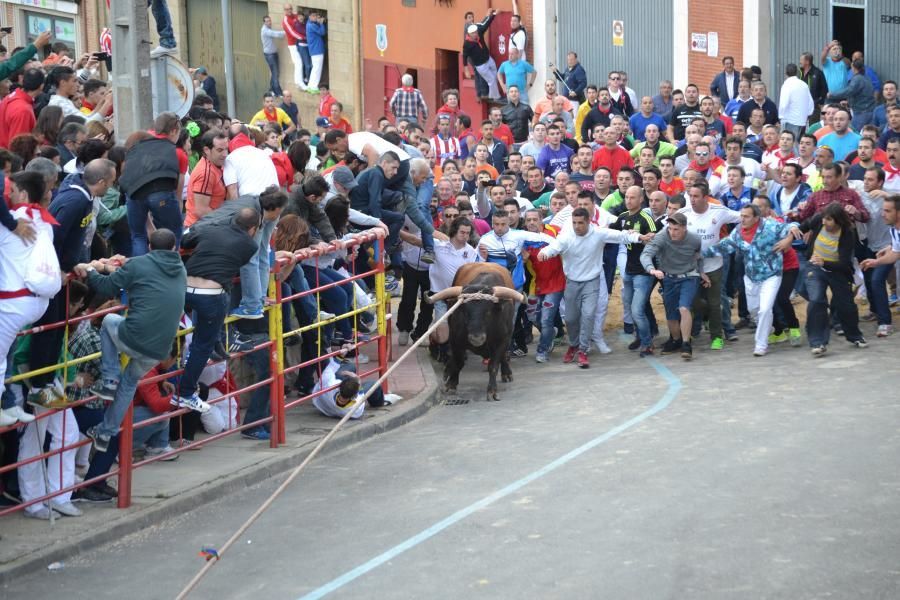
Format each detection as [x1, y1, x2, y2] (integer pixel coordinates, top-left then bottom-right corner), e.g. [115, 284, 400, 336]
[511, 347, 527, 358]
[241, 427, 271, 441]
[144, 445, 179, 461]
[833, 323, 845, 336]
[890, 293, 899, 305]
[2, 405, 35, 425]
[725, 331, 739, 342]
[50, 501, 83, 517]
[86, 425, 111, 453]
[849, 337, 868, 348]
[710, 337, 724, 350]
[96, 482, 119, 498]
[577, 351, 589, 369]
[170, 394, 212, 414]
[753, 348, 767, 357]
[228, 332, 255, 353]
[24, 506, 59, 520]
[421, 249, 436, 264]
[383, 393, 403, 405]
[860, 312, 877, 322]
[535, 352, 549, 363]
[680, 341, 693, 360]
[811, 345, 827, 357]
[316, 310, 336, 323]
[229, 306, 264, 320]
[73, 485, 114, 503]
[768, 332, 788, 344]
[210, 341, 230, 361]
[627, 338, 641, 351]
[562, 346, 578, 364]
[660, 337, 681, 354]
[877, 324, 893, 337]
[0, 409, 16, 427]
[149, 45, 176, 58]
[639, 346, 654, 358]
[595, 339, 612, 354]
[398, 331, 410, 346]
[789, 328, 803, 347]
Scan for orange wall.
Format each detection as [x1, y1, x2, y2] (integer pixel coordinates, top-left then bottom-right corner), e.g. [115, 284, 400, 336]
[687, 0, 744, 93]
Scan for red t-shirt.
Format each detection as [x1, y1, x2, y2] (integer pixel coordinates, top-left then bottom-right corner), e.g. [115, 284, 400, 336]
[659, 177, 685, 197]
[591, 145, 634, 179]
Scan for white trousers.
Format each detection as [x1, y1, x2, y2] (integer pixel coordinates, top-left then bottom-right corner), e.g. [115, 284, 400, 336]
[287, 44, 306, 88]
[308, 53, 325, 90]
[475, 59, 500, 100]
[745, 274, 782, 352]
[591, 270, 610, 351]
[0, 295, 49, 395]
[18, 406, 78, 512]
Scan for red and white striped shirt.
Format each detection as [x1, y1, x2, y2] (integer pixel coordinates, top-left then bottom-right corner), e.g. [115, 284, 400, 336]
[430, 135, 461, 165]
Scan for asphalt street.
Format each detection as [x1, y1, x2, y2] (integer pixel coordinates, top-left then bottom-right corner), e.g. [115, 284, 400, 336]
[4, 331, 900, 600]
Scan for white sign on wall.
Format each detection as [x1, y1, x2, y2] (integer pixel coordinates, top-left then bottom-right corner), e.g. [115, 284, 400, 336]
[690, 32, 707, 53]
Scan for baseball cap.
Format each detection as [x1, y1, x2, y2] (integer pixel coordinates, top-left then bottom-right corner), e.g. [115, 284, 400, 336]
[467, 24, 478, 34]
[668, 212, 688, 226]
[332, 166, 358, 191]
[195, 66, 208, 75]
[315, 117, 331, 128]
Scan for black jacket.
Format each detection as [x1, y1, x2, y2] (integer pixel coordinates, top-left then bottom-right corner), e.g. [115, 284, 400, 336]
[801, 65, 828, 106]
[800, 213, 856, 279]
[119, 137, 180, 198]
[49, 174, 94, 272]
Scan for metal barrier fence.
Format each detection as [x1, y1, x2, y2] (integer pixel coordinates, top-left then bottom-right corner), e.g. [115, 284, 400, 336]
[0, 229, 387, 515]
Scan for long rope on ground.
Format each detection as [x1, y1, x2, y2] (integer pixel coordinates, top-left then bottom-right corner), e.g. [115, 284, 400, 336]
[175, 292, 501, 599]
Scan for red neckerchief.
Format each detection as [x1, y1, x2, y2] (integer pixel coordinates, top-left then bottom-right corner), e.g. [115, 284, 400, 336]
[401, 86, 415, 93]
[688, 156, 724, 174]
[10, 202, 59, 226]
[263, 107, 278, 122]
[884, 161, 900, 183]
[82, 100, 95, 112]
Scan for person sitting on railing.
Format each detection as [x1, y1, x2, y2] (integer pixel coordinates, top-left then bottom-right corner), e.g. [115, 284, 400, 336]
[73, 228, 187, 454]
[14, 280, 90, 520]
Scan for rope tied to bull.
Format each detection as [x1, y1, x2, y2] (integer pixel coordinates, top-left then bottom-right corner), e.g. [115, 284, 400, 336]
[175, 285, 521, 599]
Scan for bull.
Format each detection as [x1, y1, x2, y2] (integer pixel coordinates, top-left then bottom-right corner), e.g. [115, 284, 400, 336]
[427, 263, 525, 401]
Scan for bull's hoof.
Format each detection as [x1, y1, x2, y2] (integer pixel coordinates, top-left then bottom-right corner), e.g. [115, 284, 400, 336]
[443, 385, 457, 395]
[487, 392, 500, 402]
[501, 373, 513, 383]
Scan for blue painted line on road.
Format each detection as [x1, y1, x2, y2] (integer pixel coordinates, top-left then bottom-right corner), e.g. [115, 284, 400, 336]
[298, 359, 682, 600]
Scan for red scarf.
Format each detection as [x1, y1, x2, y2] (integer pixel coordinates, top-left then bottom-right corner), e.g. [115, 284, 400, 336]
[10, 202, 59, 226]
[688, 156, 725, 174]
[401, 86, 415, 93]
[263, 107, 278, 122]
[884, 161, 900, 184]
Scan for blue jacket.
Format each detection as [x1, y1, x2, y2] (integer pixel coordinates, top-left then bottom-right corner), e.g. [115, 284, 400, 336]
[49, 174, 94, 272]
[830, 73, 877, 113]
[562, 63, 587, 101]
[703, 217, 795, 282]
[710, 71, 740, 105]
[846, 64, 881, 93]
[306, 21, 326, 56]
[873, 100, 899, 132]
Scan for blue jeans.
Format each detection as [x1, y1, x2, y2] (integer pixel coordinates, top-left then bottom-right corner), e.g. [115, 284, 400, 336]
[858, 245, 893, 325]
[73, 406, 118, 481]
[623, 272, 657, 348]
[148, 0, 176, 48]
[282, 269, 319, 327]
[802, 264, 864, 347]
[98, 314, 160, 439]
[301, 265, 353, 338]
[126, 190, 182, 256]
[264, 52, 283, 96]
[534, 291, 563, 354]
[132, 405, 170, 449]
[241, 333, 271, 431]
[238, 218, 277, 313]
[178, 292, 228, 398]
[663, 276, 699, 321]
[297, 43, 312, 81]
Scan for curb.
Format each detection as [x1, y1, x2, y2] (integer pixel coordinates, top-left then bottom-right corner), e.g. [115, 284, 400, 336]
[0, 354, 440, 585]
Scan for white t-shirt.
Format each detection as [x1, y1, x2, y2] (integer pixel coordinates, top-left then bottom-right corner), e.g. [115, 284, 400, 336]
[778, 186, 800, 216]
[348, 132, 410, 161]
[677, 204, 741, 273]
[312, 359, 366, 420]
[223, 146, 279, 196]
[429, 238, 477, 292]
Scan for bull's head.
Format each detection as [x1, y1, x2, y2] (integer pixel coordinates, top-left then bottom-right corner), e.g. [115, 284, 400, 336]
[427, 286, 525, 348]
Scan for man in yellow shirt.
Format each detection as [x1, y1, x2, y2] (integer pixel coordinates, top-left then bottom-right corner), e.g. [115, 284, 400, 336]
[250, 92, 296, 136]
[574, 85, 598, 144]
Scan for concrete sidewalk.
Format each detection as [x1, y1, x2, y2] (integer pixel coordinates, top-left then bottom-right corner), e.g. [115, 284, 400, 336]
[0, 330, 439, 584]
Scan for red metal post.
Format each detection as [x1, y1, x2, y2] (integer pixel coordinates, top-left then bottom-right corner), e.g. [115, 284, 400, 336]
[117, 403, 134, 508]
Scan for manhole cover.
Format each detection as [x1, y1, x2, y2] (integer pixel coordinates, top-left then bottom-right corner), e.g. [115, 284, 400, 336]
[442, 394, 470, 406]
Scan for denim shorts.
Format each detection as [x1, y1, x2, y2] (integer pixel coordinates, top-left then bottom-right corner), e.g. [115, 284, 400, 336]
[662, 276, 699, 320]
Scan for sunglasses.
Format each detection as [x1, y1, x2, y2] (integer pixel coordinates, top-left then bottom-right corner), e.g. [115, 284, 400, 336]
[695, 151, 710, 157]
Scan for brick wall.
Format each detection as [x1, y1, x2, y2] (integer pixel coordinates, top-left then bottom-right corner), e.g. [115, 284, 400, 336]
[686, 0, 744, 94]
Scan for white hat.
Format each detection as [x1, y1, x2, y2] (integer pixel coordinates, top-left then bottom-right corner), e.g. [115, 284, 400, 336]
[467, 25, 478, 34]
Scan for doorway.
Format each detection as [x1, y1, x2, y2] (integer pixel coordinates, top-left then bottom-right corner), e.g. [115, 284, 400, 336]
[832, 5, 865, 58]
[435, 49, 460, 114]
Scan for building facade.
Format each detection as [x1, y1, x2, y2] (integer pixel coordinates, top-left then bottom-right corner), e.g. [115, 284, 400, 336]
[1, 0, 105, 58]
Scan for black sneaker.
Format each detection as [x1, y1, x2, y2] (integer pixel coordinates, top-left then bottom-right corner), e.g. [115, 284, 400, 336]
[849, 337, 868, 348]
[72, 485, 114, 503]
[725, 331, 739, 342]
[228, 332, 255, 353]
[421, 249, 436, 264]
[95, 482, 119, 498]
[210, 341, 231, 361]
[680, 341, 693, 361]
[86, 425, 111, 453]
[623, 322, 635, 335]
[627, 338, 641, 351]
[660, 338, 681, 354]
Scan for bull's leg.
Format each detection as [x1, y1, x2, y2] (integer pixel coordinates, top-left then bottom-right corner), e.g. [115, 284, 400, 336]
[500, 351, 513, 383]
[486, 347, 506, 401]
[443, 346, 465, 394]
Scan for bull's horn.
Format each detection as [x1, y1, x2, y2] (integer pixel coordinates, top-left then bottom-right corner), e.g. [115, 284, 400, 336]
[491, 287, 526, 303]
[427, 286, 463, 303]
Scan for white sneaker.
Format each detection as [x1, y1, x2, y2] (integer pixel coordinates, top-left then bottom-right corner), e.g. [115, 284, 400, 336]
[0, 409, 16, 427]
[877, 324, 893, 337]
[382, 393, 403, 405]
[49, 501, 82, 517]
[398, 331, 409, 346]
[316, 310, 336, 323]
[171, 394, 212, 413]
[753, 348, 767, 357]
[595, 339, 612, 354]
[24, 506, 58, 520]
[144, 445, 179, 461]
[3, 405, 35, 424]
[150, 45, 176, 58]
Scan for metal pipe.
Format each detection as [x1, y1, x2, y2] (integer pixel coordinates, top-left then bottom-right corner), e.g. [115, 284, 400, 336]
[221, 0, 237, 117]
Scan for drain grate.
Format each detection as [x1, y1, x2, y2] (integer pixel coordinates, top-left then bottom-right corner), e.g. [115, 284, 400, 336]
[442, 394, 470, 406]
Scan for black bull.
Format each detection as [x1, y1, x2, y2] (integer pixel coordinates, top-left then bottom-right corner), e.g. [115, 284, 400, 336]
[427, 263, 525, 401]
